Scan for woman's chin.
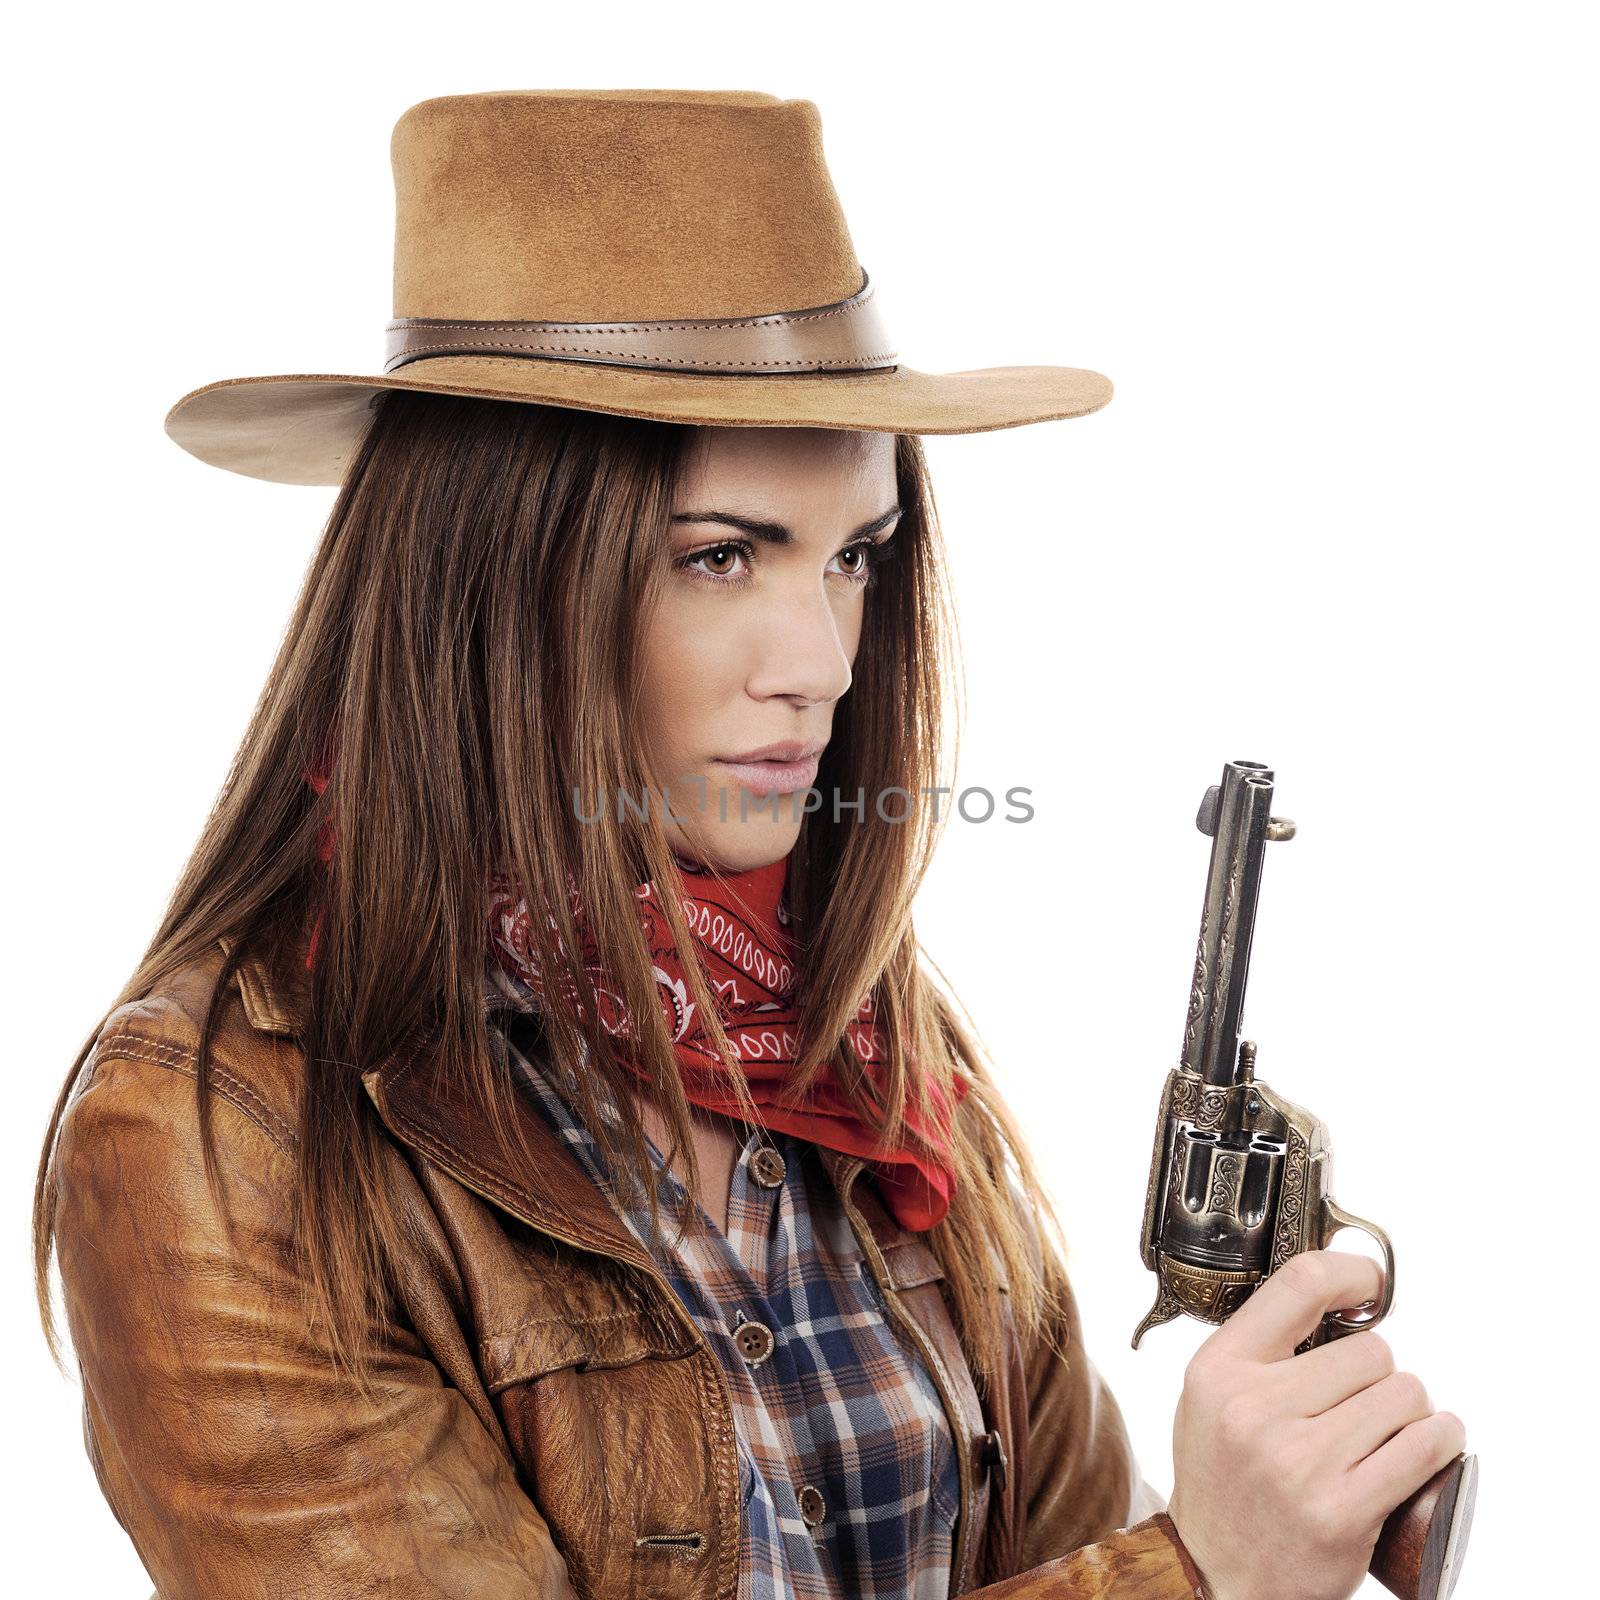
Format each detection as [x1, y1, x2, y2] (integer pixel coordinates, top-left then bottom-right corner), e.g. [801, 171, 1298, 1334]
[667, 816, 802, 874]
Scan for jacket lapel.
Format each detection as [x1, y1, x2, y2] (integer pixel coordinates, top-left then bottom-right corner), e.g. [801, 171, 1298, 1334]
[219, 936, 683, 1275]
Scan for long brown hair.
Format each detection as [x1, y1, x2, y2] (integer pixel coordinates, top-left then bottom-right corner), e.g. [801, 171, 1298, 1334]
[33, 388, 1077, 1400]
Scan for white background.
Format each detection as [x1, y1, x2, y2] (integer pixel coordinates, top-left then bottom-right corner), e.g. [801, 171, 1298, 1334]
[7, 3, 1594, 1594]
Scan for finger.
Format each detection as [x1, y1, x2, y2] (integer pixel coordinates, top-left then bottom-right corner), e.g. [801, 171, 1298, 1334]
[1345, 1411, 1467, 1533]
[1312, 1368, 1434, 1468]
[1217, 1250, 1386, 1364]
[1266, 1328, 1395, 1417]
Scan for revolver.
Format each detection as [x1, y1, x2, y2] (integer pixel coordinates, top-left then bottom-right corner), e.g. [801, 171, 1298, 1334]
[1132, 760, 1477, 1600]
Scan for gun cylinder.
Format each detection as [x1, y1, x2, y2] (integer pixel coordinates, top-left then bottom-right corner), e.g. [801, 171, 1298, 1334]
[1159, 1124, 1287, 1278]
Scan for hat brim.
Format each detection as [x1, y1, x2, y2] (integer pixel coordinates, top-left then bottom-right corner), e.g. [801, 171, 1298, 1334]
[163, 356, 1113, 485]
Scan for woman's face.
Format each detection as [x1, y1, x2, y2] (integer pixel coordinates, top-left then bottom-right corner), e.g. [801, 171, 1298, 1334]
[637, 424, 901, 873]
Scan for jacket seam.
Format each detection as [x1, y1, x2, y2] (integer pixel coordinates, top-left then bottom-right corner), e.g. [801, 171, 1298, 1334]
[474, 1305, 696, 1350]
[478, 1306, 642, 1340]
[695, 1343, 740, 1600]
[92, 1031, 298, 1159]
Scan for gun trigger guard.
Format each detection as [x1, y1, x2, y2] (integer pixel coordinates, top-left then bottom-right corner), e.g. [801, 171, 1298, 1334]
[1318, 1196, 1397, 1333]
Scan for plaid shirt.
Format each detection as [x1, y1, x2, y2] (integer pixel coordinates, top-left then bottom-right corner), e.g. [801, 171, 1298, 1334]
[483, 967, 961, 1600]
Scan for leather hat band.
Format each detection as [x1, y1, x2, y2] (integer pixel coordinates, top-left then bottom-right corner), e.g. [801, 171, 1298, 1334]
[383, 271, 896, 377]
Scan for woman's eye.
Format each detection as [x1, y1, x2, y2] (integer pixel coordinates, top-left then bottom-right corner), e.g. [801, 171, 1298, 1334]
[834, 538, 896, 585]
[679, 540, 753, 583]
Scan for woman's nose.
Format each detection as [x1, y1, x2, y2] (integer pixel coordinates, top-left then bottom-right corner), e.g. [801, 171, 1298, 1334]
[743, 586, 854, 706]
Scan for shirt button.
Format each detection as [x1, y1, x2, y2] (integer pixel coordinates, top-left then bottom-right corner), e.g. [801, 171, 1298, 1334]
[798, 1484, 826, 1526]
[733, 1318, 776, 1366]
[749, 1145, 787, 1187]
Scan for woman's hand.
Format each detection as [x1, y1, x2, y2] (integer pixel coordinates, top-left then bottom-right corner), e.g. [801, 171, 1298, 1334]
[1165, 1249, 1467, 1600]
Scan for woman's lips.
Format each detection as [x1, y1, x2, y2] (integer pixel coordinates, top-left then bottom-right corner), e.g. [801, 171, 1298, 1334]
[712, 755, 821, 796]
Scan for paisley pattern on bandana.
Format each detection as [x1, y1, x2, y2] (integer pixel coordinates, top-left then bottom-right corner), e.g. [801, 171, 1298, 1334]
[486, 850, 967, 1232]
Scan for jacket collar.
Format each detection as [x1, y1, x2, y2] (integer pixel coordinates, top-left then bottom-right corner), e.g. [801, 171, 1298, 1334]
[215, 937, 895, 1271]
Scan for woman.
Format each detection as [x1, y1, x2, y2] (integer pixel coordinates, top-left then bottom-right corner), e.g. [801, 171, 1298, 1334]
[32, 90, 1463, 1600]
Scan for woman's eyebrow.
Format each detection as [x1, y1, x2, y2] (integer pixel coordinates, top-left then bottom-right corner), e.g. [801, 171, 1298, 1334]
[669, 504, 903, 546]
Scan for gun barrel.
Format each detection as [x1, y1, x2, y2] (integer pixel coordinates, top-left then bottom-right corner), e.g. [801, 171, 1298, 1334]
[1180, 760, 1289, 1087]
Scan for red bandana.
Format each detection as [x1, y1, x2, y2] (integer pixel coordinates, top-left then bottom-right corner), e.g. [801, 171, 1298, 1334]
[484, 851, 966, 1232]
[302, 769, 965, 1231]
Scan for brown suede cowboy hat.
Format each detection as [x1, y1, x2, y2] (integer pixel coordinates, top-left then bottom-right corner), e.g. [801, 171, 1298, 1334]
[164, 89, 1114, 486]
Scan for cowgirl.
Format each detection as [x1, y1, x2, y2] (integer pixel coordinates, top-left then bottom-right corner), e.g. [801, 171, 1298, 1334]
[35, 91, 1460, 1600]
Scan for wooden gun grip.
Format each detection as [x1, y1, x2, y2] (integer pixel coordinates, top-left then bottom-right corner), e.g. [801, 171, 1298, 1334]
[1369, 1453, 1478, 1600]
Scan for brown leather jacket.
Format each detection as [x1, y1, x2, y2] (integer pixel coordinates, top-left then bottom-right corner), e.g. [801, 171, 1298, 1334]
[51, 938, 1210, 1600]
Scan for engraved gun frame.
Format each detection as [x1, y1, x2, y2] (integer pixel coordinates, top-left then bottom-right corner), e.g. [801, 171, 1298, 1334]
[1132, 760, 1394, 1354]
